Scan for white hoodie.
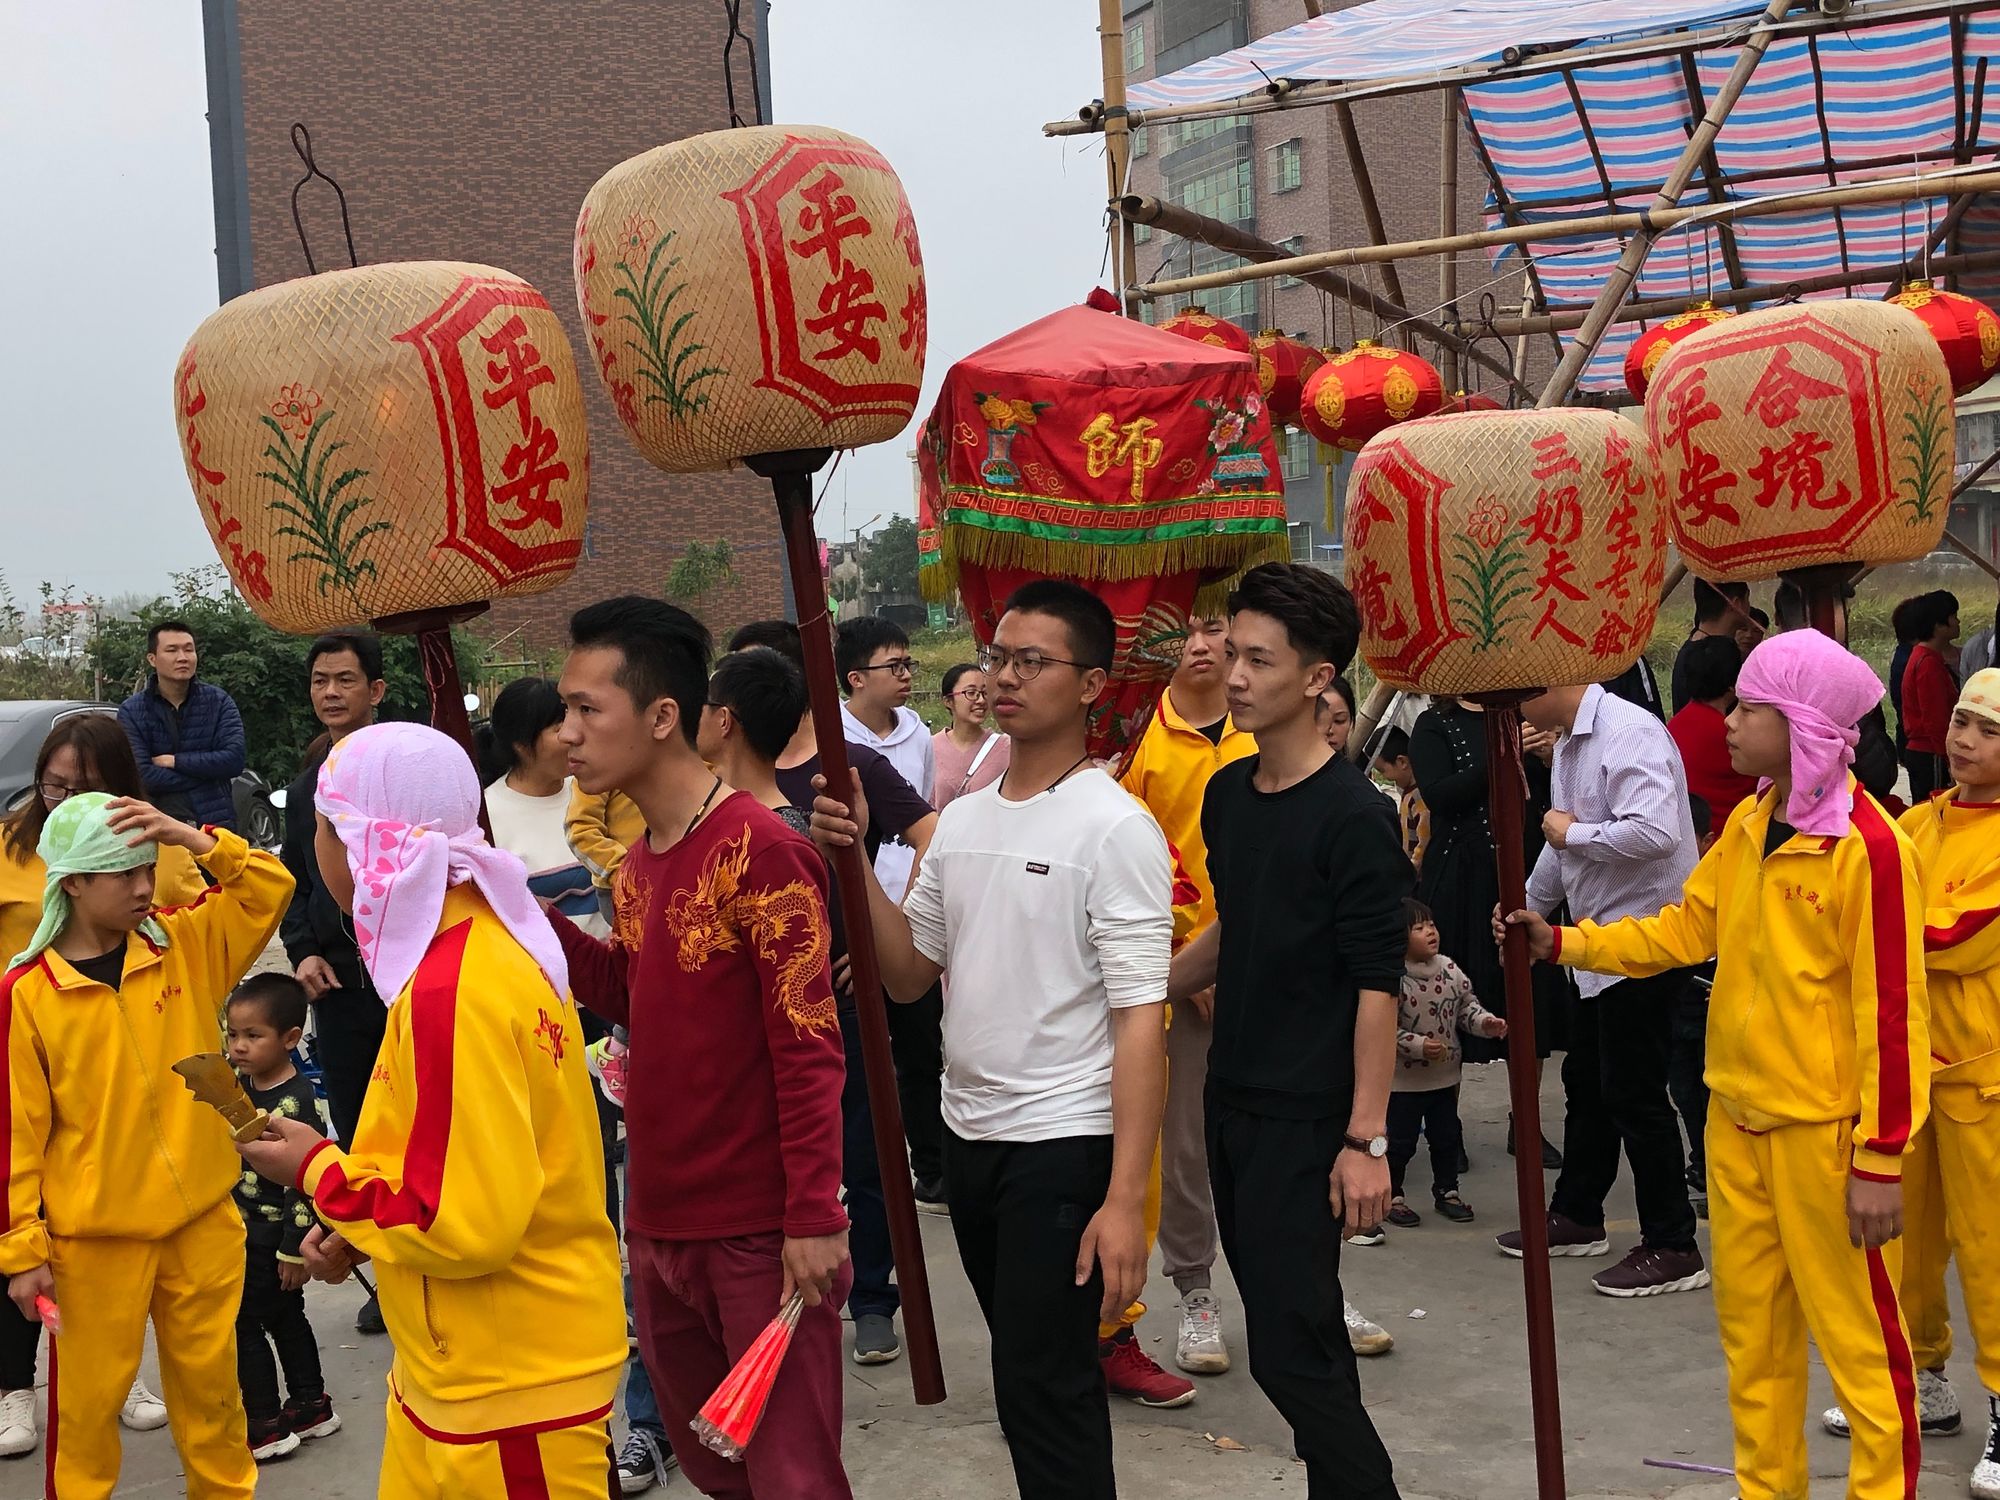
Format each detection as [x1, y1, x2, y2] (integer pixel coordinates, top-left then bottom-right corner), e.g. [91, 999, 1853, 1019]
[841, 702, 936, 900]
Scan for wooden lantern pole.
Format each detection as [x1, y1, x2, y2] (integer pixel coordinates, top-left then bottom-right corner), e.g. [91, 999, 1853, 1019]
[1475, 693, 1566, 1500]
[747, 447, 946, 1406]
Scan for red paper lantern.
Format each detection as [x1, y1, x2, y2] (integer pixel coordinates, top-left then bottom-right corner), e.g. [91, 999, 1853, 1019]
[1889, 279, 2000, 397]
[1624, 303, 1733, 403]
[1440, 390, 1504, 414]
[1160, 306, 1253, 353]
[1250, 330, 1326, 428]
[1298, 340, 1445, 453]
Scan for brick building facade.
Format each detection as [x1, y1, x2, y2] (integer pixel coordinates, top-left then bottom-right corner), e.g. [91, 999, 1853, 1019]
[202, 0, 786, 647]
[1123, 0, 1539, 563]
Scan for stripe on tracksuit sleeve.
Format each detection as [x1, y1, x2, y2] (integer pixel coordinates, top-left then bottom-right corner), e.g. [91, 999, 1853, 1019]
[1852, 799, 1914, 1159]
[314, 921, 468, 1232]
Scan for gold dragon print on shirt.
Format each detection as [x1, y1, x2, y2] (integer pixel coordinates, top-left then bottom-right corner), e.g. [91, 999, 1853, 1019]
[663, 824, 835, 1035]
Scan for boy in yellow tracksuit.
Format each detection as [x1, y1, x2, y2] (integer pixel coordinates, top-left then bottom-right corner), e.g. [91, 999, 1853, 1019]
[241, 722, 624, 1499]
[1, 792, 292, 1500]
[1898, 669, 2000, 1496]
[1509, 630, 1928, 1500]
[1118, 618, 1256, 1384]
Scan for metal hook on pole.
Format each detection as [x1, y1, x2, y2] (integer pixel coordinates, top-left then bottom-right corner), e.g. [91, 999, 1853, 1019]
[289, 123, 359, 275]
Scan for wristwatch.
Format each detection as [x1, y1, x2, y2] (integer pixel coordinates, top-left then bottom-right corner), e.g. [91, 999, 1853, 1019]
[1343, 1132, 1389, 1158]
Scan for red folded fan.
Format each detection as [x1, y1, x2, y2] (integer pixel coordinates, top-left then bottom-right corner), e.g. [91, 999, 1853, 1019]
[691, 1294, 806, 1461]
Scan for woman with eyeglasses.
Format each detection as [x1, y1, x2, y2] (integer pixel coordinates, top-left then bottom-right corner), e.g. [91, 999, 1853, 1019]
[0, 713, 204, 1458]
[931, 663, 1011, 812]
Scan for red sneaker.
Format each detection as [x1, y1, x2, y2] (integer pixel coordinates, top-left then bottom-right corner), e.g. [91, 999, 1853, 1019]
[1099, 1330, 1196, 1408]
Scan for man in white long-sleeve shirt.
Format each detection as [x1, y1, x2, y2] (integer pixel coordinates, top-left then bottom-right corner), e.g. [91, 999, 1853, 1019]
[813, 581, 1170, 1500]
[1498, 681, 1708, 1300]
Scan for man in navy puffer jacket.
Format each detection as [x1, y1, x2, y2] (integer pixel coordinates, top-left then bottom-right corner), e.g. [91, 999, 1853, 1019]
[117, 619, 246, 830]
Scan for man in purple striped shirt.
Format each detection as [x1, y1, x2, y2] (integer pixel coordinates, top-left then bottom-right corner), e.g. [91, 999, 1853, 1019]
[1496, 680, 1707, 1298]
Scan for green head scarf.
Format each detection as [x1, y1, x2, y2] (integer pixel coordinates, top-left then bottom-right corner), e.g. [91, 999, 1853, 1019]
[8, 792, 168, 971]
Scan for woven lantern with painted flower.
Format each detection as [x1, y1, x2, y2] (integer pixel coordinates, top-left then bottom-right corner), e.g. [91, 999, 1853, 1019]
[574, 124, 925, 472]
[174, 261, 588, 756]
[573, 123, 946, 1406]
[1644, 298, 1953, 583]
[1342, 408, 1670, 696]
[1159, 306, 1253, 354]
[1887, 279, 2000, 397]
[1250, 329, 1325, 427]
[1298, 340, 1445, 454]
[1623, 302, 1733, 403]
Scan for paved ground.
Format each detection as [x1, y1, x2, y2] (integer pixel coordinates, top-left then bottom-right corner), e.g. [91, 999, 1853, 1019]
[32, 1067, 1983, 1499]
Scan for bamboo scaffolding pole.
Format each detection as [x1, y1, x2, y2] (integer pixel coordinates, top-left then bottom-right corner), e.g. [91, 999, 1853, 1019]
[1136, 163, 2000, 299]
[1538, 0, 1798, 407]
[1477, 245, 2000, 337]
[1049, 0, 1981, 138]
[1440, 89, 1461, 390]
[1099, 0, 1140, 317]
[1116, 195, 1532, 398]
[1333, 100, 1408, 313]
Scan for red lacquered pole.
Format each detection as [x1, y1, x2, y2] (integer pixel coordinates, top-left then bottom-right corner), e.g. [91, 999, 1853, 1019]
[749, 448, 945, 1405]
[1477, 695, 1566, 1500]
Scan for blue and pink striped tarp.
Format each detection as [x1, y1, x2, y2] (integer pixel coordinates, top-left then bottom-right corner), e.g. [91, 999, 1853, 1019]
[1127, 0, 1998, 393]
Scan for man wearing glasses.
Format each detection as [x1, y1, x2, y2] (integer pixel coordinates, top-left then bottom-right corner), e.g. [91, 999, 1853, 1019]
[813, 581, 1171, 1500]
[836, 617, 947, 1211]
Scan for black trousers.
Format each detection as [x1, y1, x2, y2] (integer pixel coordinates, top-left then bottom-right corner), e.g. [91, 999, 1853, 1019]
[1549, 970, 1698, 1252]
[0, 1299, 35, 1390]
[1668, 968, 1712, 1185]
[943, 1128, 1114, 1500]
[889, 982, 945, 1184]
[236, 1241, 325, 1421]
[310, 989, 389, 1147]
[1386, 1086, 1463, 1199]
[840, 1008, 899, 1321]
[1208, 1099, 1399, 1500]
[1905, 750, 1947, 805]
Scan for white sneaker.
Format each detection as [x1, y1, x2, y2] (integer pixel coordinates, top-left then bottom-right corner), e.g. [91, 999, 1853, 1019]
[1823, 1366, 1961, 1438]
[119, 1377, 168, 1433]
[1344, 1300, 1394, 1357]
[0, 1389, 37, 1458]
[1175, 1291, 1230, 1374]
[1973, 1395, 2000, 1500]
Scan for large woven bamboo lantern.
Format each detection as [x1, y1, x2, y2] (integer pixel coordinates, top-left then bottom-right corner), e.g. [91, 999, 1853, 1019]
[575, 123, 945, 1407]
[174, 261, 589, 636]
[1645, 299, 1952, 582]
[574, 125, 925, 472]
[1343, 408, 1670, 695]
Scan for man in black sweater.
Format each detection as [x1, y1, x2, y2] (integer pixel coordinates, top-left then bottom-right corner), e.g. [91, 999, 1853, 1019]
[277, 631, 389, 1335]
[1169, 563, 1409, 1500]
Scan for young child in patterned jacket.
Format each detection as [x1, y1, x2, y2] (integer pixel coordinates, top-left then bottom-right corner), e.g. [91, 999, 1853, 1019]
[1385, 899, 1504, 1230]
[226, 973, 338, 1462]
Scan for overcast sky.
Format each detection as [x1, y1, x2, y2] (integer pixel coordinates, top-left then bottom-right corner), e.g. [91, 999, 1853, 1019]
[0, 1, 1108, 604]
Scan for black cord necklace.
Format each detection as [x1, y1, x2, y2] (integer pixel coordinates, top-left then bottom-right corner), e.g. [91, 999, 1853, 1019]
[684, 776, 724, 841]
[1001, 753, 1092, 800]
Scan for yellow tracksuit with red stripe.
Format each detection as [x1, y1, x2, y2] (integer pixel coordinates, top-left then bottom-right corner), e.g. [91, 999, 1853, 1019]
[1556, 783, 1929, 1500]
[299, 885, 625, 1499]
[1899, 791, 2000, 1399]
[0, 828, 292, 1500]
[1112, 695, 1257, 1340]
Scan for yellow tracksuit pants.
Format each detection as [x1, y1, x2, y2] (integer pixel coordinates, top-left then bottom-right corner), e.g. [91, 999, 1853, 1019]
[46, 1197, 252, 1500]
[1708, 1108, 1918, 1500]
[1896, 1122, 1952, 1374]
[1100, 1137, 1163, 1341]
[381, 1382, 613, 1499]
[1931, 1082, 2000, 1400]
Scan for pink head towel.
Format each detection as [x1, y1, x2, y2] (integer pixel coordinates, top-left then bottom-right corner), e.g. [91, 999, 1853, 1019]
[1733, 630, 1886, 837]
[315, 722, 569, 1005]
